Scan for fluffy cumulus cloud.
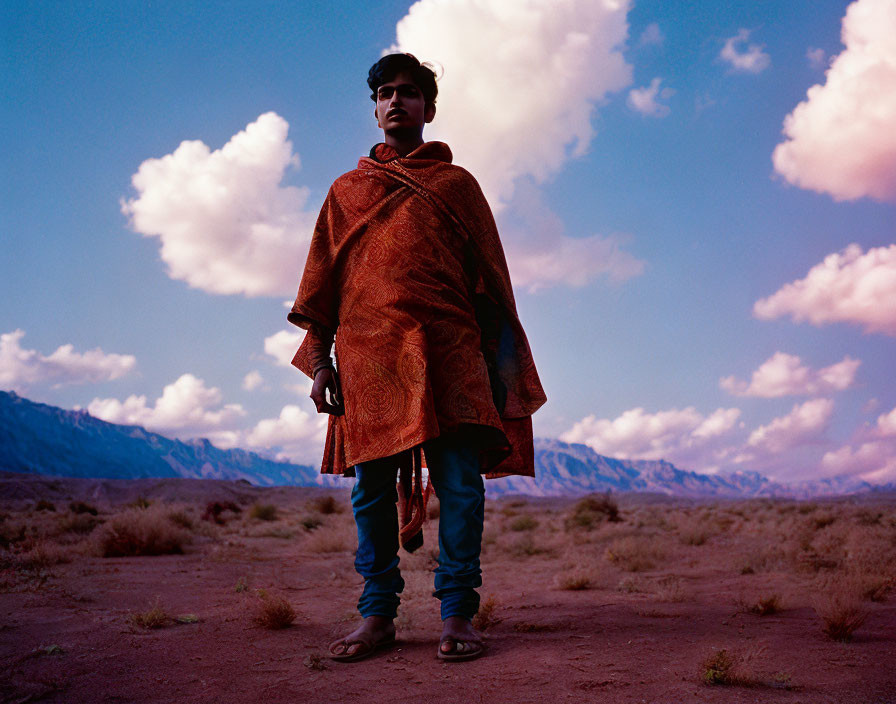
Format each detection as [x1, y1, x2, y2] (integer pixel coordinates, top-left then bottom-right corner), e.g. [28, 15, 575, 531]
[264, 329, 302, 367]
[560, 405, 741, 471]
[242, 370, 264, 391]
[720, 352, 860, 397]
[772, 0, 896, 202]
[745, 398, 834, 455]
[391, 0, 632, 206]
[87, 373, 246, 444]
[0, 329, 136, 393]
[121, 112, 318, 297]
[627, 77, 674, 117]
[754, 244, 896, 335]
[244, 405, 328, 464]
[822, 405, 896, 482]
[719, 29, 771, 73]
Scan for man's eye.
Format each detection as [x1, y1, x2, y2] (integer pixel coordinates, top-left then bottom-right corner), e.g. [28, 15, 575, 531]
[378, 89, 393, 99]
[398, 87, 419, 97]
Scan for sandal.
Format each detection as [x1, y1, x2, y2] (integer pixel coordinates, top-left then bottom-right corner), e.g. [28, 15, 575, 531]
[328, 634, 397, 663]
[437, 637, 484, 662]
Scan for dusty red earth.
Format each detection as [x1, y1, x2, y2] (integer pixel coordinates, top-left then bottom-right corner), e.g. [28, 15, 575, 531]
[1, 471, 895, 704]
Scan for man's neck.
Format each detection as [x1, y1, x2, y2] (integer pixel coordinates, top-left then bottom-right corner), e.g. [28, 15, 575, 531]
[384, 131, 424, 157]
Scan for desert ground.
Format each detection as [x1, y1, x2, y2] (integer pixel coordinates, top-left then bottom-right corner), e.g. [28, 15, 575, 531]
[1, 470, 894, 704]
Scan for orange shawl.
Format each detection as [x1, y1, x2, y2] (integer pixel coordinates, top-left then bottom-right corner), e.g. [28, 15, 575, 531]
[288, 141, 546, 546]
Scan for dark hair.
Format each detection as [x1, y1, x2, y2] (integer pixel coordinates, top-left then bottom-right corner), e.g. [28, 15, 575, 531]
[367, 53, 438, 106]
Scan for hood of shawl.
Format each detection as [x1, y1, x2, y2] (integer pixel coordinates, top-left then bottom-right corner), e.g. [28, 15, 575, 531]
[367, 141, 453, 164]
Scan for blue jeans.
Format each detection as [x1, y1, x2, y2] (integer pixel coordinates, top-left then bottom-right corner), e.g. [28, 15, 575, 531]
[351, 432, 485, 621]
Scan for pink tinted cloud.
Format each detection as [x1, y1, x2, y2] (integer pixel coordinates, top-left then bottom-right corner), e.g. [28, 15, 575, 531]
[745, 398, 834, 455]
[753, 244, 896, 336]
[822, 405, 896, 482]
[772, 0, 896, 202]
[720, 352, 860, 397]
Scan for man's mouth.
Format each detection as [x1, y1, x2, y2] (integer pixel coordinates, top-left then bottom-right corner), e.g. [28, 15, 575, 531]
[387, 109, 406, 118]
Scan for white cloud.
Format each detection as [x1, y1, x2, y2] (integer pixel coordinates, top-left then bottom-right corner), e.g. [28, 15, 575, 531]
[264, 329, 302, 367]
[87, 373, 246, 440]
[719, 29, 771, 73]
[242, 370, 264, 391]
[0, 329, 136, 393]
[753, 244, 896, 336]
[390, 0, 633, 207]
[244, 404, 328, 464]
[821, 405, 896, 482]
[499, 179, 645, 292]
[637, 22, 663, 47]
[772, 0, 896, 202]
[121, 112, 318, 297]
[806, 47, 826, 69]
[627, 77, 673, 117]
[720, 352, 860, 397]
[560, 405, 741, 471]
[745, 398, 834, 454]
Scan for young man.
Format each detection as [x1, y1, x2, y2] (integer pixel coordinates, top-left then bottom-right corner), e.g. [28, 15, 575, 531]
[287, 53, 546, 662]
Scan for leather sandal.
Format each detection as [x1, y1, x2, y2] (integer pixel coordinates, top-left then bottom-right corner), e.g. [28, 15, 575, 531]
[328, 634, 397, 663]
[437, 637, 484, 662]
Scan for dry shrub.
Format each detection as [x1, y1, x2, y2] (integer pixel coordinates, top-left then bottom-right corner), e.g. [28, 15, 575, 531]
[69, 501, 98, 515]
[303, 527, 353, 553]
[130, 596, 171, 629]
[59, 512, 100, 535]
[166, 509, 194, 530]
[202, 500, 242, 525]
[812, 578, 869, 642]
[701, 649, 744, 686]
[509, 515, 539, 532]
[654, 575, 687, 603]
[506, 533, 547, 557]
[604, 535, 666, 572]
[617, 576, 645, 593]
[309, 495, 342, 515]
[471, 595, 501, 631]
[35, 500, 56, 512]
[18, 538, 72, 569]
[676, 517, 715, 546]
[555, 568, 592, 591]
[94, 506, 191, 557]
[299, 515, 323, 531]
[565, 492, 620, 530]
[735, 592, 781, 615]
[249, 503, 278, 521]
[700, 645, 774, 687]
[253, 589, 297, 629]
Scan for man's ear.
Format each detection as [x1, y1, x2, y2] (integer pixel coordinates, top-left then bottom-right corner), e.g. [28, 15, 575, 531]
[374, 107, 382, 129]
[425, 103, 436, 123]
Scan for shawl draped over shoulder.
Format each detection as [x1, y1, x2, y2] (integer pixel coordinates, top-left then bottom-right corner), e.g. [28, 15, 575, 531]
[287, 141, 546, 544]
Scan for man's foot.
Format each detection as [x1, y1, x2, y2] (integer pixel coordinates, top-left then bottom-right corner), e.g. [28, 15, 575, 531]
[438, 615, 484, 661]
[328, 615, 396, 662]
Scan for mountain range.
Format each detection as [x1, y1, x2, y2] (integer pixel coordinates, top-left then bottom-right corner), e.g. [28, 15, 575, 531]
[1, 390, 888, 499]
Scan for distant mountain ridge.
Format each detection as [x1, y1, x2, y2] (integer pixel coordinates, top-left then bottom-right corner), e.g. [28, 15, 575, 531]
[0, 390, 319, 487]
[0, 390, 888, 498]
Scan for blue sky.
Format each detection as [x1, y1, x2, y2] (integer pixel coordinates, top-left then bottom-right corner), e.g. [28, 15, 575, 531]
[3, 0, 895, 483]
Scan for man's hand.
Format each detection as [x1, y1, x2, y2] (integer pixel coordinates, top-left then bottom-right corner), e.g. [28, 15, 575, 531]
[311, 367, 344, 415]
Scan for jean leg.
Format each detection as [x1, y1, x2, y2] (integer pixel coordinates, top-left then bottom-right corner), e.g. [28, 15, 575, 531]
[351, 457, 404, 619]
[424, 434, 485, 621]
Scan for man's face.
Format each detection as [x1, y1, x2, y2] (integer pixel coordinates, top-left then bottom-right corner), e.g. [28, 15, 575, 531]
[374, 70, 435, 133]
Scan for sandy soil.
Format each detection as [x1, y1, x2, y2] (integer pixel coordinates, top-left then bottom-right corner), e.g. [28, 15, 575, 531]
[1, 472, 895, 704]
